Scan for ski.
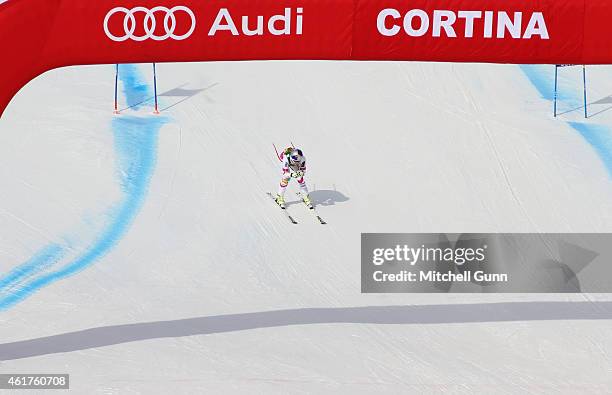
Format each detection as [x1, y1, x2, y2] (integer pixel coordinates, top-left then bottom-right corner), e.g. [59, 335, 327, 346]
[267, 192, 298, 224]
[296, 192, 327, 225]
[313, 212, 327, 225]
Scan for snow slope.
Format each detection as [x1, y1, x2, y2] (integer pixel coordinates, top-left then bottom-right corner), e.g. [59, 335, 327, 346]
[0, 61, 611, 393]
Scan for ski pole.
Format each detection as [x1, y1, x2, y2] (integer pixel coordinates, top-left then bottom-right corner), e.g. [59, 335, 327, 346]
[273, 144, 283, 161]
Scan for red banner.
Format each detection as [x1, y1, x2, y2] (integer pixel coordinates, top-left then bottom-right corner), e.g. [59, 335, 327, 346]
[1, 0, 611, 117]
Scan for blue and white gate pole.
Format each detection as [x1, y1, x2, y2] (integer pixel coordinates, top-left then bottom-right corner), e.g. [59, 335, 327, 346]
[153, 63, 160, 114]
[114, 64, 119, 114]
[583, 65, 588, 118]
[553, 64, 558, 118]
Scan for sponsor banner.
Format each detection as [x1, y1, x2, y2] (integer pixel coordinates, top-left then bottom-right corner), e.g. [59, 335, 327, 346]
[361, 234, 612, 293]
[2, 0, 612, 116]
[47, 0, 355, 64]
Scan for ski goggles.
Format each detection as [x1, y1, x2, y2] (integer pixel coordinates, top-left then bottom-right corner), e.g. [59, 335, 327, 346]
[290, 149, 303, 161]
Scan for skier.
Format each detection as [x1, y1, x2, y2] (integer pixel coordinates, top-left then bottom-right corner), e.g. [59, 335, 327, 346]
[274, 147, 312, 209]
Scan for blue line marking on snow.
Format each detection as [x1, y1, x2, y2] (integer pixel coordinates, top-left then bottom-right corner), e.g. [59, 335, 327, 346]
[120, 64, 152, 109]
[0, 64, 166, 310]
[520, 65, 612, 177]
[520, 64, 580, 106]
[568, 122, 612, 175]
[520, 64, 555, 101]
[0, 245, 64, 290]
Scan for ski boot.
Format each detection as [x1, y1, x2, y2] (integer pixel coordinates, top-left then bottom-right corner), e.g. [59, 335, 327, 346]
[302, 194, 314, 209]
[275, 194, 286, 209]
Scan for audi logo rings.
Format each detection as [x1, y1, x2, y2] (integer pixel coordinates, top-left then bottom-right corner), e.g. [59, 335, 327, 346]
[104, 6, 196, 42]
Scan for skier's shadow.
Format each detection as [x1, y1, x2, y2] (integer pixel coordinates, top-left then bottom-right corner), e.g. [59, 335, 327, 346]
[286, 189, 349, 208]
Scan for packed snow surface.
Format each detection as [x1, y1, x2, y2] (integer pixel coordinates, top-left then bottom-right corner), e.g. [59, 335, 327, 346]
[1, 61, 611, 393]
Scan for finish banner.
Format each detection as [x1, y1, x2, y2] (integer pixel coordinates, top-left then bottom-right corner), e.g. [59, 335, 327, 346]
[361, 234, 612, 293]
[2, 0, 612, 116]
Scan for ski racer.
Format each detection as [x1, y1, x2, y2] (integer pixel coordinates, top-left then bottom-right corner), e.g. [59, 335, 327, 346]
[275, 147, 312, 209]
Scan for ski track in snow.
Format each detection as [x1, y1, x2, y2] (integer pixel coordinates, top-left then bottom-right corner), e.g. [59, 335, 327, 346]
[521, 65, 612, 177]
[0, 65, 166, 310]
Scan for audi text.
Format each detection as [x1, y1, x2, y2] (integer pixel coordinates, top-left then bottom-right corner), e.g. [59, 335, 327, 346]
[208, 8, 304, 36]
